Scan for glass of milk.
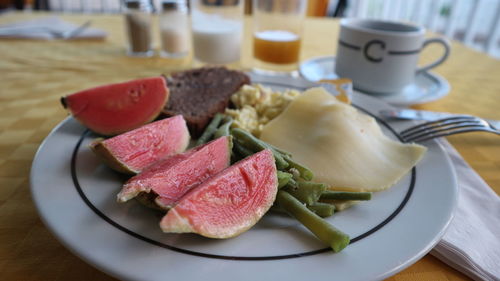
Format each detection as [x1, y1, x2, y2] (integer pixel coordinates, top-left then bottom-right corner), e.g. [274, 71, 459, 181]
[191, 0, 244, 65]
[252, 0, 307, 74]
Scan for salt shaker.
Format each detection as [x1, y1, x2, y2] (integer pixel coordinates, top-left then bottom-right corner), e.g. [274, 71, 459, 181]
[159, 0, 190, 58]
[124, 0, 154, 57]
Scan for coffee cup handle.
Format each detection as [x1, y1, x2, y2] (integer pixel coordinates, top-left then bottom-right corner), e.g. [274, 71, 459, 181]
[416, 38, 451, 73]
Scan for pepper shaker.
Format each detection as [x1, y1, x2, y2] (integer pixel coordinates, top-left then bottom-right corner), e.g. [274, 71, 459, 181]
[124, 0, 154, 57]
[159, 0, 190, 58]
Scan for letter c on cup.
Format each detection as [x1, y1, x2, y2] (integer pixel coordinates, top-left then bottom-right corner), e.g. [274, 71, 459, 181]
[363, 40, 385, 63]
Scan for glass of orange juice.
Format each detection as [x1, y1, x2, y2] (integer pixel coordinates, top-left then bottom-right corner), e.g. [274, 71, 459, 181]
[252, 0, 307, 74]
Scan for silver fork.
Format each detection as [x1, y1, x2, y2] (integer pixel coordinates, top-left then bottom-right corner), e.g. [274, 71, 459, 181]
[400, 116, 500, 142]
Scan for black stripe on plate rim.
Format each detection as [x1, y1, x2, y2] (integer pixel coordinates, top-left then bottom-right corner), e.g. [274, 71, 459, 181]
[70, 90, 416, 261]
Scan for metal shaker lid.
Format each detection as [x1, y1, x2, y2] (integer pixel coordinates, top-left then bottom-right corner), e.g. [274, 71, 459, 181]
[125, 0, 153, 11]
[160, 1, 188, 13]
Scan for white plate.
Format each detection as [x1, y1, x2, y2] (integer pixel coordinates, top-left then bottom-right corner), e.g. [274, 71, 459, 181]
[30, 75, 457, 281]
[299, 56, 451, 107]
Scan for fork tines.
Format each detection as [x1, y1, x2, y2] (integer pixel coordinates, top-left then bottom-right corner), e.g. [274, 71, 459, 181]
[400, 116, 499, 142]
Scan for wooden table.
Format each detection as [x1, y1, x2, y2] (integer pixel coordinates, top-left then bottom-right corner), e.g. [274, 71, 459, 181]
[0, 12, 498, 281]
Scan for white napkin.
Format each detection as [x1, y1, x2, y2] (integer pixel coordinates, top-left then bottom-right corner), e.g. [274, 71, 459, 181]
[0, 16, 107, 39]
[431, 139, 500, 281]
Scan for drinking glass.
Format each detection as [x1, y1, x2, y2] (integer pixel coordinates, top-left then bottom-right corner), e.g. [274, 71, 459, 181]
[191, 0, 244, 65]
[252, 0, 307, 74]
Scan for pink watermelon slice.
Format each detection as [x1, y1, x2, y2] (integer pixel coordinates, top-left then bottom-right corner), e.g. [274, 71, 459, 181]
[90, 115, 190, 174]
[117, 136, 232, 207]
[160, 149, 278, 238]
[61, 77, 169, 136]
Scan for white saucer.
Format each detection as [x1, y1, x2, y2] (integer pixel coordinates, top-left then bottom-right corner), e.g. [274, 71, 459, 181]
[299, 56, 450, 107]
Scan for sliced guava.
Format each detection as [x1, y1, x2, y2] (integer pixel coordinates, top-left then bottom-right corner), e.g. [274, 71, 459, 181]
[90, 115, 190, 174]
[117, 136, 232, 206]
[61, 77, 169, 136]
[160, 149, 278, 238]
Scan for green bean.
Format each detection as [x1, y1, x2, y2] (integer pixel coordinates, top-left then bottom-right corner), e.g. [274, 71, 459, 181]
[233, 140, 254, 158]
[284, 181, 326, 205]
[214, 117, 234, 139]
[286, 177, 298, 189]
[268, 144, 292, 157]
[231, 128, 289, 170]
[231, 144, 246, 165]
[230, 150, 243, 164]
[320, 191, 372, 201]
[308, 202, 335, 218]
[196, 113, 224, 146]
[277, 191, 350, 253]
[277, 171, 293, 189]
[332, 200, 357, 212]
[283, 155, 314, 181]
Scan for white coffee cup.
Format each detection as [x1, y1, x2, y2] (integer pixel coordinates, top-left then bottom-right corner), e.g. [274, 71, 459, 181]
[335, 19, 450, 95]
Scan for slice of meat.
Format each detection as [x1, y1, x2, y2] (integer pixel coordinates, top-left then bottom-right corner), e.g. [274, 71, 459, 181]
[162, 67, 250, 137]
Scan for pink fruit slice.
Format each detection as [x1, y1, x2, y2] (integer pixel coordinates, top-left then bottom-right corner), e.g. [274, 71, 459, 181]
[61, 77, 169, 136]
[117, 136, 232, 207]
[160, 149, 278, 238]
[90, 115, 190, 174]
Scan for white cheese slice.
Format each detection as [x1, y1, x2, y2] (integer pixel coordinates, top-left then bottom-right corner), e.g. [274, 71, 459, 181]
[260, 87, 426, 192]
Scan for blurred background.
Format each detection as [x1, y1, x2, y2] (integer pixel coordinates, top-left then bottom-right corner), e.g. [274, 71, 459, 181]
[1, 0, 499, 59]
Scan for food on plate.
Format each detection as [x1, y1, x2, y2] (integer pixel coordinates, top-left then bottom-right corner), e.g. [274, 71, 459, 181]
[117, 136, 232, 209]
[324, 200, 359, 212]
[260, 87, 427, 192]
[160, 149, 278, 238]
[318, 191, 372, 211]
[61, 77, 169, 136]
[135, 192, 166, 211]
[306, 202, 335, 218]
[230, 128, 315, 184]
[320, 191, 372, 201]
[196, 113, 235, 146]
[195, 113, 224, 146]
[90, 115, 189, 174]
[214, 115, 234, 139]
[276, 191, 350, 253]
[284, 181, 326, 205]
[75, 72, 424, 254]
[225, 84, 300, 137]
[224, 81, 354, 137]
[197, 124, 354, 251]
[232, 128, 291, 170]
[162, 66, 250, 137]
